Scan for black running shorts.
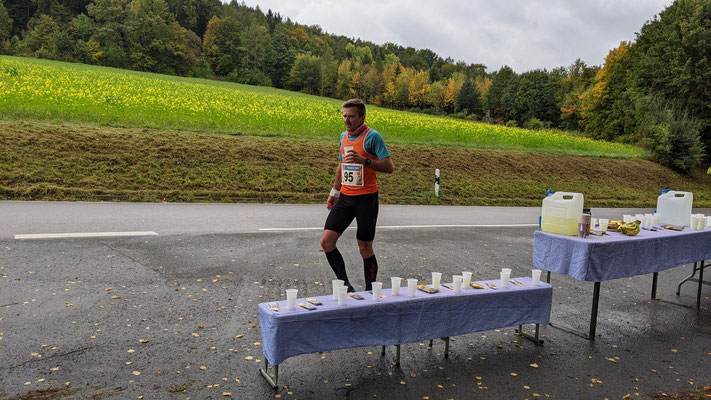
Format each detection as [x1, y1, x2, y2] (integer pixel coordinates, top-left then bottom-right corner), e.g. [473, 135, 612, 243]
[324, 192, 379, 242]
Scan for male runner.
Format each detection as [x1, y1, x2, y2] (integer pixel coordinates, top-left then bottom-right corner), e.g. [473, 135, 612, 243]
[320, 98, 394, 292]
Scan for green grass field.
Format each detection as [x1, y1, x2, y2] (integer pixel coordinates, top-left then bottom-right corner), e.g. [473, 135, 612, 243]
[0, 56, 647, 157]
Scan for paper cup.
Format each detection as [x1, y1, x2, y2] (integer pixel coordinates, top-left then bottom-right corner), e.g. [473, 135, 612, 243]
[407, 278, 418, 297]
[372, 282, 383, 301]
[500, 271, 510, 288]
[462, 271, 472, 288]
[453, 275, 463, 292]
[599, 218, 609, 233]
[337, 286, 348, 306]
[391, 277, 401, 295]
[332, 279, 344, 300]
[286, 288, 298, 310]
[532, 269, 542, 286]
[431, 272, 442, 291]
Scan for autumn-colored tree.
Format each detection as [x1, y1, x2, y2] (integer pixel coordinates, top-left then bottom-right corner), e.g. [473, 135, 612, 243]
[408, 70, 430, 108]
[577, 41, 635, 141]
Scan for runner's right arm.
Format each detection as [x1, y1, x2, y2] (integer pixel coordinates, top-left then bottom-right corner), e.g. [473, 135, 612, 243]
[326, 164, 342, 209]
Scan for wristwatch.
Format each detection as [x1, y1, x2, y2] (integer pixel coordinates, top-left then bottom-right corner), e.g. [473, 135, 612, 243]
[364, 158, 372, 167]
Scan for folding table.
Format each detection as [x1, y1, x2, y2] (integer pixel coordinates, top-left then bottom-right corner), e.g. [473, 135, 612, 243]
[533, 228, 711, 340]
[258, 278, 552, 388]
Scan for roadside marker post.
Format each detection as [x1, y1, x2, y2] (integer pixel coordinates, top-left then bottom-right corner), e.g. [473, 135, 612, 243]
[435, 169, 440, 197]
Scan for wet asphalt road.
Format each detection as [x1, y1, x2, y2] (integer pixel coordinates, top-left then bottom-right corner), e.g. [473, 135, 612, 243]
[1, 203, 710, 399]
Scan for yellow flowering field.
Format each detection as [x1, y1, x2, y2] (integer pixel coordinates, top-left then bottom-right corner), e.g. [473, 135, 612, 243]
[0, 56, 646, 157]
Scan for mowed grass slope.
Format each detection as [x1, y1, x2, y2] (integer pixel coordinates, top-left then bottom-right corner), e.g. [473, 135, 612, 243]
[0, 56, 646, 157]
[2, 120, 709, 207]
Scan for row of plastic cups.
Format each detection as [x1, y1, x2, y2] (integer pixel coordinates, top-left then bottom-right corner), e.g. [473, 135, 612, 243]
[590, 218, 610, 232]
[499, 268, 542, 288]
[623, 213, 660, 227]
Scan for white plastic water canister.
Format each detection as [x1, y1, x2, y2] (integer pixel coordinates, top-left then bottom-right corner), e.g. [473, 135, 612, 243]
[657, 191, 693, 227]
[541, 192, 584, 236]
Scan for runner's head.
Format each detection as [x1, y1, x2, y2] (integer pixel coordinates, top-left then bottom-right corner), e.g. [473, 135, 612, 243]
[342, 98, 366, 132]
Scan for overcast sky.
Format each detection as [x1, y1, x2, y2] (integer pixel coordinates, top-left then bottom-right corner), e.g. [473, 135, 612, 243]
[241, 0, 670, 73]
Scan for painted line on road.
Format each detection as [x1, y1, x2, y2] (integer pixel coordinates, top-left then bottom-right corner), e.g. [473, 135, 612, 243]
[259, 224, 538, 232]
[15, 231, 159, 240]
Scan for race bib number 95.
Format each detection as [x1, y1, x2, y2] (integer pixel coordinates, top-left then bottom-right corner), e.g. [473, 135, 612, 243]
[342, 163, 364, 187]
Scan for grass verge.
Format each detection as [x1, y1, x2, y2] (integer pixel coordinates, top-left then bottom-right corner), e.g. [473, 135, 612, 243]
[1, 120, 708, 207]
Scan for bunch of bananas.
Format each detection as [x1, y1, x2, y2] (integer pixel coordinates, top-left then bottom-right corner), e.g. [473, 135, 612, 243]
[618, 220, 641, 236]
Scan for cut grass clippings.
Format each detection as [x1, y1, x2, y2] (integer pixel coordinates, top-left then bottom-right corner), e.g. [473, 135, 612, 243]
[1, 120, 708, 207]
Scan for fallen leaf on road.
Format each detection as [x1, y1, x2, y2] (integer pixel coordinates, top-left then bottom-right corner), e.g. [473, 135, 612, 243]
[529, 363, 539, 368]
[200, 366, 207, 370]
[510, 373, 517, 376]
[605, 357, 617, 363]
[132, 371, 141, 376]
[140, 339, 149, 343]
[245, 356, 253, 360]
[222, 392, 231, 397]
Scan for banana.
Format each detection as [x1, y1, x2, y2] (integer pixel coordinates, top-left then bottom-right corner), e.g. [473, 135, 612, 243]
[619, 220, 641, 236]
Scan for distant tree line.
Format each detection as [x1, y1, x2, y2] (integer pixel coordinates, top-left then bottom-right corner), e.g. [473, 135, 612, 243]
[0, 0, 708, 171]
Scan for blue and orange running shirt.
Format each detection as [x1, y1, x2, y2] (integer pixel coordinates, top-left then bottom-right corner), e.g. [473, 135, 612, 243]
[338, 124, 390, 196]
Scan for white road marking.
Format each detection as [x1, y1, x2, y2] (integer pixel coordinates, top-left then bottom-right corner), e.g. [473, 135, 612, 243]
[259, 224, 538, 232]
[15, 231, 159, 240]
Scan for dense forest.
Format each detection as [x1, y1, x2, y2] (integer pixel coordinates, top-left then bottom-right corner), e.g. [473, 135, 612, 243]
[0, 0, 709, 171]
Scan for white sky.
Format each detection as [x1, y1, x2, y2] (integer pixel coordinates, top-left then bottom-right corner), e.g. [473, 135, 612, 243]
[240, 0, 670, 73]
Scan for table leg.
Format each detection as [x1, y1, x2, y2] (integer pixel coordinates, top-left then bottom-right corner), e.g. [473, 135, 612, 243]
[396, 344, 401, 366]
[698, 260, 705, 310]
[516, 324, 544, 345]
[259, 358, 279, 390]
[589, 282, 601, 340]
[428, 339, 433, 348]
[381, 345, 385, 356]
[677, 262, 698, 295]
[546, 271, 551, 284]
[651, 272, 658, 299]
[443, 337, 450, 358]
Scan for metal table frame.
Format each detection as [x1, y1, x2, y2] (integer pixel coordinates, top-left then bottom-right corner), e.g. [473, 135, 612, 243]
[546, 260, 706, 341]
[259, 322, 543, 390]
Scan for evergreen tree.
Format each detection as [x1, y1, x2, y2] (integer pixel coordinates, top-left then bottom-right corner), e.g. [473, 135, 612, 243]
[455, 78, 482, 116]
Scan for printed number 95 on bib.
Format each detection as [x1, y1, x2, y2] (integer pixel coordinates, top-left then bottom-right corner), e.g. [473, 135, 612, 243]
[342, 163, 364, 187]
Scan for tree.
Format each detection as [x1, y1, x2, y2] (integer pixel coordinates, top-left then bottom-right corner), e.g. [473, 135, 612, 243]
[425, 80, 444, 110]
[266, 26, 296, 88]
[125, 0, 174, 72]
[408, 70, 429, 108]
[238, 20, 271, 84]
[19, 13, 58, 57]
[629, 0, 711, 157]
[486, 66, 519, 122]
[455, 78, 482, 116]
[288, 52, 321, 94]
[0, 0, 12, 43]
[514, 69, 559, 125]
[202, 15, 241, 76]
[578, 41, 636, 141]
[86, 0, 129, 66]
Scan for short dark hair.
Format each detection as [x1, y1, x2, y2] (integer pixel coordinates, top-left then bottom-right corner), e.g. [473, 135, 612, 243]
[342, 98, 366, 116]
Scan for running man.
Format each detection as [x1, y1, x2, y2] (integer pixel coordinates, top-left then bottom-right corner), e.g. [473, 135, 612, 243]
[321, 98, 394, 292]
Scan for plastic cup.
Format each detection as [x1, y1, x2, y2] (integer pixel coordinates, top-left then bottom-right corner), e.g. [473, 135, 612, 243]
[644, 213, 653, 227]
[599, 218, 609, 233]
[391, 277, 401, 295]
[372, 282, 383, 301]
[332, 279, 344, 300]
[707, 216, 711, 228]
[532, 269, 542, 286]
[635, 214, 644, 223]
[337, 286, 348, 306]
[501, 268, 512, 275]
[343, 146, 354, 162]
[590, 218, 598, 230]
[286, 288, 298, 310]
[653, 214, 660, 227]
[462, 271, 472, 288]
[500, 271, 510, 288]
[453, 275, 463, 292]
[407, 278, 418, 297]
[431, 272, 442, 291]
